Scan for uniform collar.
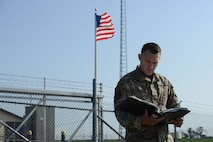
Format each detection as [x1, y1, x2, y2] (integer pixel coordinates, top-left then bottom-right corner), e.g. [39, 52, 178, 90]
[136, 66, 159, 83]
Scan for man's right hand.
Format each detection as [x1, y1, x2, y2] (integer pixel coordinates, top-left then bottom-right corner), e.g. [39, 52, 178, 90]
[141, 109, 164, 126]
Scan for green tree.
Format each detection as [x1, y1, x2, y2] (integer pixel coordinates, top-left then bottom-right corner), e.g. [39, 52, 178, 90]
[196, 126, 204, 138]
[188, 127, 194, 138]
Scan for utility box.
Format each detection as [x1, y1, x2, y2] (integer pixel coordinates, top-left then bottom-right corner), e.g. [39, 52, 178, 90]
[25, 106, 55, 141]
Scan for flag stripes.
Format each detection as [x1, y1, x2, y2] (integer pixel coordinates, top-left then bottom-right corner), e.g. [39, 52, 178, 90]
[96, 12, 115, 41]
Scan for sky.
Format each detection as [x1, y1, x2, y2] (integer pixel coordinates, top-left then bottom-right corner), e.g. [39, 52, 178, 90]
[1, 0, 213, 137]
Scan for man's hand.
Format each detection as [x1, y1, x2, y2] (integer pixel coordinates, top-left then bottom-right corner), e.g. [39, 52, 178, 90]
[141, 109, 164, 126]
[170, 117, 184, 127]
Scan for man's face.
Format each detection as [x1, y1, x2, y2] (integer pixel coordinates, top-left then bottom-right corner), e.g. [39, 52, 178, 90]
[139, 50, 161, 76]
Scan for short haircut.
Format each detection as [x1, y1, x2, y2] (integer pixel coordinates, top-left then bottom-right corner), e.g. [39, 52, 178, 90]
[141, 42, 161, 54]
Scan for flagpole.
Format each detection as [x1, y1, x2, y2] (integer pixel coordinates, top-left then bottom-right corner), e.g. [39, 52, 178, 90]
[94, 8, 98, 81]
[92, 8, 98, 142]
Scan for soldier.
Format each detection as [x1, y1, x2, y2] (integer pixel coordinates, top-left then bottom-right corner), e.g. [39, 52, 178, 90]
[114, 42, 183, 142]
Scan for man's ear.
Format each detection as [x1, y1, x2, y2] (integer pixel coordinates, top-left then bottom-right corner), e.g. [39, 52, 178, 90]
[138, 53, 142, 60]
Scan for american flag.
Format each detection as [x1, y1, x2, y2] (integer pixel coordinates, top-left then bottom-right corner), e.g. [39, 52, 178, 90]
[96, 12, 115, 41]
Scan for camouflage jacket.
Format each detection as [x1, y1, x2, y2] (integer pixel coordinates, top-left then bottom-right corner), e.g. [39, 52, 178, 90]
[114, 66, 180, 142]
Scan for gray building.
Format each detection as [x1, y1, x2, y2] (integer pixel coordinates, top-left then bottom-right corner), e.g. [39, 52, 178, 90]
[0, 108, 23, 142]
[25, 106, 55, 141]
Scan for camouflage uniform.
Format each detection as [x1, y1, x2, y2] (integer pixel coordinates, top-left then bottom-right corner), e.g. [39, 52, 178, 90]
[114, 66, 180, 142]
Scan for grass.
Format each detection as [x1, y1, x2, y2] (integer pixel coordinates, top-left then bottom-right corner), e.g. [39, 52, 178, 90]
[176, 138, 213, 142]
[65, 138, 213, 142]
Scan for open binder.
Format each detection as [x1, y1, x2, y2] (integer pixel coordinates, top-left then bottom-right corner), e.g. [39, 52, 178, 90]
[115, 96, 190, 123]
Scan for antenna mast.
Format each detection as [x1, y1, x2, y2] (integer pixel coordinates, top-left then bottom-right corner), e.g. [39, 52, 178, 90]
[119, 0, 127, 141]
[120, 0, 128, 78]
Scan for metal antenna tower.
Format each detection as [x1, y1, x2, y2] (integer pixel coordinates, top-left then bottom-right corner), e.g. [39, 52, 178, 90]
[119, 0, 127, 141]
[120, 0, 128, 78]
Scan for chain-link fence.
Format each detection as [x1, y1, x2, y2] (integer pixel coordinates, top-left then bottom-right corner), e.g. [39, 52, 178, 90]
[0, 74, 123, 142]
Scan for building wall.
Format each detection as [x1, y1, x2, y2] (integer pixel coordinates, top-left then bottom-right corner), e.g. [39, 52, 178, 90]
[0, 109, 22, 122]
[0, 109, 23, 142]
[0, 125, 4, 142]
[25, 106, 55, 141]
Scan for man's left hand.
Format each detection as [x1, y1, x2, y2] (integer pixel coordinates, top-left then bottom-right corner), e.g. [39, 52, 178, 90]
[170, 117, 184, 127]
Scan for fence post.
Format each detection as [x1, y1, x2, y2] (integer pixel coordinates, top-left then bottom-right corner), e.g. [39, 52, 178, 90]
[92, 78, 97, 142]
[61, 131, 65, 142]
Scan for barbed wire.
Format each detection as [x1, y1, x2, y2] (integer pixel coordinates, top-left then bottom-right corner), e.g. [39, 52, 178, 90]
[0, 73, 101, 94]
[1, 73, 213, 117]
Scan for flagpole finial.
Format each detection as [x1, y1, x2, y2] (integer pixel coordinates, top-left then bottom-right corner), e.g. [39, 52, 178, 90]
[95, 8, 98, 12]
